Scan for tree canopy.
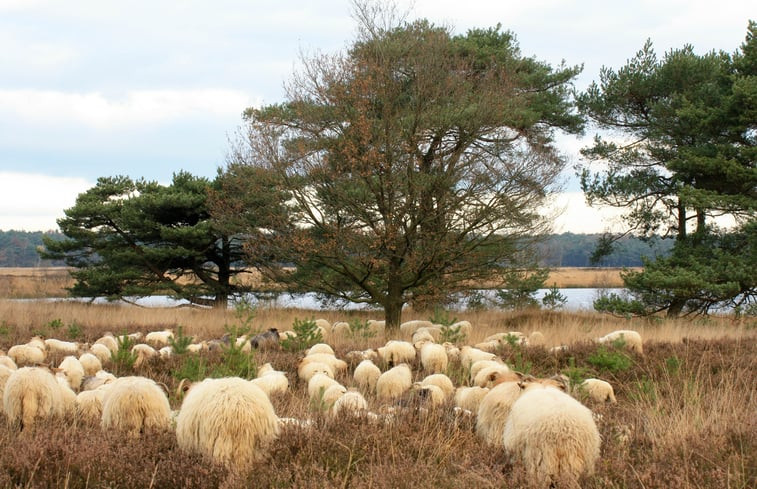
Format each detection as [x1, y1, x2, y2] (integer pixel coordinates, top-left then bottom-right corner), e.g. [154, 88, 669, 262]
[228, 6, 583, 328]
[577, 21, 757, 316]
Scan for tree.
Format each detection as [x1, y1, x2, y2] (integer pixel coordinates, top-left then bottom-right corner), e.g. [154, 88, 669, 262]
[577, 21, 757, 316]
[40, 171, 250, 308]
[229, 3, 583, 329]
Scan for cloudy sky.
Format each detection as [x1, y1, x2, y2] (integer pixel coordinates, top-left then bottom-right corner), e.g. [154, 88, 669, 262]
[0, 0, 753, 232]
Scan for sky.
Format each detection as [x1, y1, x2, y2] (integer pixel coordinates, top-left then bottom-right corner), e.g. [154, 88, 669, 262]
[0, 0, 754, 233]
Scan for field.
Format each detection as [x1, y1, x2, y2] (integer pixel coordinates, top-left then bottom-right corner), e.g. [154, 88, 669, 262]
[0, 298, 754, 489]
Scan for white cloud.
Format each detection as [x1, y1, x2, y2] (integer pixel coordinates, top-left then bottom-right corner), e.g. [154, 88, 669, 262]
[0, 172, 91, 231]
[544, 192, 628, 234]
[0, 89, 256, 129]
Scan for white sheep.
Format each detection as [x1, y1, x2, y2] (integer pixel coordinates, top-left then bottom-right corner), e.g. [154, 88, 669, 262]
[308, 373, 342, 402]
[7, 344, 46, 366]
[145, 329, 174, 347]
[454, 386, 489, 413]
[176, 377, 280, 468]
[75, 385, 109, 422]
[449, 320, 472, 337]
[0, 364, 15, 403]
[577, 378, 617, 404]
[250, 371, 289, 397]
[321, 384, 347, 410]
[57, 355, 85, 391]
[473, 340, 500, 353]
[186, 342, 207, 353]
[78, 352, 102, 376]
[159, 346, 173, 359]
[331, 321, 351, 337]
[44, 338, 81, 356]
[94, 334, 119, 353]
[306, 343, 335, 356]
[442, 342, 460, 363]
[297, 361, 335, 382]
[100, 376, 172, 437]
[377, 340, 416, 367]
[460, 346, 497, 368]
[299, 352, 347, 374]
[420, 373, 455, 400]
[81, 370, 117, 391]
[27, 336, 46, 351]
[87, 344, 112, 366]
[412, 328, 436, 346]
[399, 320, 433, 337]
[469, 359, 507, 384]
[345, 349, 379, 364]
[330, 390, 368, 418]
[503, 383, 601, 488]
[412, 383, 446, 408]
[0, 355, 17, 370]
[596, 329, 644, 354]
[528, 331, 545, 346]
[475, 378, 524, 445]
[131, 343, 158, 368]
[366, 319, 385, 337]
[353, 359, 382, 393]
[376, 363, 413, 401]
[420, 342, 448, 374]
[3, 366, 67, 429]
[473, 364, 514, 388]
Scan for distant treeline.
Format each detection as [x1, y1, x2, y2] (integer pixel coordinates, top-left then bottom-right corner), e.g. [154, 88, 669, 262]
[0, 230, 672, 268]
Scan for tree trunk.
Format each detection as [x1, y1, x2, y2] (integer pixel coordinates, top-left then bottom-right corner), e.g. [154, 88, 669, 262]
[667, 297, 686, 318]
[384, 280, 404, 331]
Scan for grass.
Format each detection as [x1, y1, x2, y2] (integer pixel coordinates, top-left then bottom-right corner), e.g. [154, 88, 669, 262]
[0, 296, 754, 487]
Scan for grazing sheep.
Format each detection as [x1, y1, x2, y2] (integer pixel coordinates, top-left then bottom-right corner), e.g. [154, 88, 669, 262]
[474, 340, 501, 353]
[366, 319, 385, 336]
[578, 378, 617, 404]
[503, 383, 601, 488]
[279, 330, 297, 341]
[0, 365, 14, 402]
[7, 344, 46, 366]
[411, 383, 446, 408]
[94, 334, 119, 353]
[159, 346, 173, 359]
[331, 321, 351, 337]
[473, 365, 514, 388]
[88, 343, 112, 365]
[412, 329, 436, 346]
[330, 390, 368, 418]
[420, 374, 455, 400]
[257, 362, 275, 376]
[80, 370, 117, 391]
[308, 373, 342, 402]
[3, 367, 67, 429]
[353, 359, 382, 393]
[442, 342, 460, 363]
[176, 377, 280, 468]
[399, 320, 433, 337]
[299, 353, 347, 374]
[376, 364, 413, 402]
[321, 384, 347, 409]
[101, 376, 172, 437]
[377, 340, 416, 367]
[528, 331, 545, 346]
[44, 338, 81, 356]
[306, 343, 335, 356]
[420, 342, 448, 374]
[454, 386, 489, 413]
[250, 328, 280, 349]
[449, 320, 472, 337]
[596, 329, 643, 355]
[298, 361, 335, 382]
[250, 371, 289, 397]
[78, 352, 102, 377]
[54, 374, 77, 415]
[186, 342, 207, 353]
[27, 336, 46, 351]
[131, 344, 158, 368]
[57, 355, 85, 391]
[0, 355, 17, 370]
[145, 329, 174, 347]
[475, 379, 524, 445]
[313, 320, 331, 342]
[469, 359, 507, 384]
[345, 349, 379, 364]
[460, 346, 497, 368]
[75, 386, 109, 422]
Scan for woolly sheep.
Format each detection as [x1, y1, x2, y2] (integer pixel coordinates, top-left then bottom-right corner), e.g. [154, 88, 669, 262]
[57, 355, 85, 391]
[460, 346, 498, 368]
[0, 355, 17, 370]
[412, 329, 436, 346]
[298, 361, 335, 382]
[54, 374, 77, 415]
[250, 328, 280, 349]
[475, 378, 524, 445]
[399, 320, 433, 337]
[176, 377, 280, 468]
[299, 352, 347, 374]
[412, 383, 446, 408]
[78, 352, 102, 377]
[3, 367, 67, 429]
[131, 343, 157, 368]
[321, 384, 347, 409]
[186, 342, 207, 353]
[377, 340, 416, 367]
[0, 364, 14, 402]
[257, 362, 275, 376]
[279, 330, 297, 340]
[27, 336, 46, 351]
[473, 365, 514, 388]
[474, 340, 501, 353]
[469, 359, 506, 384]
[414, 326, 442, 342]
[420, 373, 455, 400]
[449, 320, 472, 337]
[145, 329, 174, 347]
[101, 376, 172, 437]
[80, 369, 117, 391]
[442, 342, 460, 363]
[330, 390, 368, 418]
[308, 373, 342, 402]
[353, 359, 382, 393]
[89, 343, 112, 365]
[7, 344, 45, 366]
[306, 343, 335, 356]
[366, 319, 385, 336]
[44, 338, 81, 356]
[578, 378, 617, 404]
[331, 321, 351, 337]
[159, 346, 173, 359]
[503, 383, 601, 488]
[454, 386, 489, 413]
[250, 371, 289, 397]
[345, 349, 379, 364]
[376, 363, 413, 401]
[94, 334, 119, 353]
[75, 386, 109, 422]
[528, 331, 545, 346]
[596, 329, 644, 354]
[420, 342, 448, 374]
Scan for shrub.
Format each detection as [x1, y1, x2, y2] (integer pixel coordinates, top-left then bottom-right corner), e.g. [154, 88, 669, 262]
[587, 346, 632, 374]
[281, 317, 323, 352]
[111, 334, 137, 374]
[168, 325, 193, 355]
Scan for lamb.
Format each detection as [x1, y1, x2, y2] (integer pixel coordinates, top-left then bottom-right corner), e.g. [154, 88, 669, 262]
[145, 329, 174, 347]
[57, 355, 85, 391]
[420, 373, 455, 400]
[176, 377, 280, 468]
[420, 342, 448, 374]
[502, 382, 601, 488]
[330, 390, 368, 418]
[596, 329, 644, 354]
[353, 359, 382, 393]
[577, 378, 617, 404]
[44, 338, 81, 356]
[376, 363, 413, 401]
[454, 386, 489, 413]
[88, 343, 112, 365]
[250, 371, 289, 397]
[3, 366, 67, 429]
[7, 344, 46, 366]
[298, 361, 335, 382]
[377, 340, 416, 367]
[100, 376, 172, 437]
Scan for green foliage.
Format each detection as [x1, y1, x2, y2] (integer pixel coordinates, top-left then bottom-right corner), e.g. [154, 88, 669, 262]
[593, 290, 648, 318]
[0, 321, 10, 338]
[561, 357, 591, 389]
[428, 308, 467, 344]
[212, 322, 256, 379]
[111, 334, 137, 374]
[541, 284, 567, 310]
[495, 268, 548, 310]
[172, 355, 210, 382]
[348, 318, 376, 339]
[46, 318, 63, 332]
[168, 325, 194, 355]
[65, 321, 83, 341]
[665, 356, 681, 375]
[281, 317, 323, 353]
[628, 377, 657, 402]
[427, 307, 457, 327]
[587, 346, 633, 374]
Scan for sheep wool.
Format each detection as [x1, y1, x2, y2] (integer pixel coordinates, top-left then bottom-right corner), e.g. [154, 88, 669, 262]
[176, 377, 280, 468]
[131, 344, 157, 368]
[377, 340, 416, 367]
[89, 343, 113, 365]
[469, 359, 507, 384]
[376, 364, 413, 401]
[7, 344, 46, 367]
[250, 371, 289, 397]
[298, 361, 335, 382]
[79, 352, 103, 376]
[330, 390, 368, 418]
[579, 378, 617, 404]
[44, 338, 80, 356]
[306, 343, 335, 356]
[420, 342, 448, 374]
[353, 359, 382, 393]
[57, 355, 85, 391]
[0, 355, 17, 370]
[100, 376, 172, 437]
[299, 353, 347, 374]
[3, 367, 66, 429]
[596, 329, 644, 355]
[475, 380, 523, 445]
[308, 373, 342, 402]
[94, 334, 119, 353]
[331, 322, 351, 337]
[473, 365, 517, 389]
[145, 329, 174, 347]
[420, 374, 455, 400]
[454, 386, 489, 413]
[399, 320, 433, 337]
[503, 384, 601, 488]
[0, 365, 14, 404]
[460, 346, 497, 368]
[75, 387, 108, 423]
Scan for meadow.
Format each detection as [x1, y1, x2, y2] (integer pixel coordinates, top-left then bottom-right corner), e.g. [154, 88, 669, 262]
[0, 270, 754, 488]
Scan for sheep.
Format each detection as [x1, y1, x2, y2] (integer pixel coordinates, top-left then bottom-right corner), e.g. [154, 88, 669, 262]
[250, 371, 289, 397]
[27, 336, 46, 351]
[257, 362, 275, 376]
[186, 342, 207, 353]
[353, 359, 382, 393]
[299, 353, 347, 374]
[448, 320, 472, 337]
[474, 340, 501, 353]
[411, 383, 446, 409]
[250, 328, 280, 349]
[420, 373, 455, 400]
[377, 340, 416, 367]
[89, 343, 112, 365]
[3, 366, 67, 429]
[314, 319, 331, 342]
[376, 363, 413, 402]
[145, 329, 174, 347]
[473, 364, 514, 388]
[469, 359, 506, 384]
[502, 383, 601, 488]
[159, 346, 173, 359]
[306, 343, 335, 356]
[100, 376, 172, 437]
[0, 355, 17, 370]
[54, 374, 77, 415]
[298, 361, 335, 382]
[345, 349, 379, 364]
[0, 364, 14, 402]
[308, 373, 342, 402]
[94, 334, 119, 353]
[331, 321, 351, 337]
[75, 386, 109, 423]
[44, 338, 81, 356]
[80, 369, 117, 391]
[399, 320, 433, 337]
[366, 319, 385, 336]
[420, 342, 448, 374]
[454, 386, 489, 413]
[412, 328, 436, 346]
[330, 390, 368, 418]
[131, 343, 158, 368]
[475, 378, 524, 445]
[57, 355, 85, 391]
[176, 377, 280, 468]
[460, 346, 497, 368]
[7, 344, 45, 366]
[279, 330, 297, 341]
[442, 342, 460, 363]
[320, 384, 348, 410]
[596, 329, 643, 354]
[77, 352, 102, 377]
[577, 378, 617, 404]
[528, 331, 545, 346]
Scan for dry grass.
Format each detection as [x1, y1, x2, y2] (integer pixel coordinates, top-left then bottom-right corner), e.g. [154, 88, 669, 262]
[0, 302, 754, 488]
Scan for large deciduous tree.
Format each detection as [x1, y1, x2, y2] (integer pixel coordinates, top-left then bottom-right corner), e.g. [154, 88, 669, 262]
[41, 171, 250, 308]
[577, 21, 757, 317]
[229, 5, 583, 328]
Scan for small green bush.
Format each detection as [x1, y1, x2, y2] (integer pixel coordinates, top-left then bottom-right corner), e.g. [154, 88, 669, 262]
[587, 346, 633, 373]
[281, 317, 323, 352]
[111, 334, 137, 374]
[168, 325, 194, 355]
[349, 318, 376, 339]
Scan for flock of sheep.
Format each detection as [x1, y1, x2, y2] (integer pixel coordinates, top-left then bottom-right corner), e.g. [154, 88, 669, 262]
[0, 318, 644, 488]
